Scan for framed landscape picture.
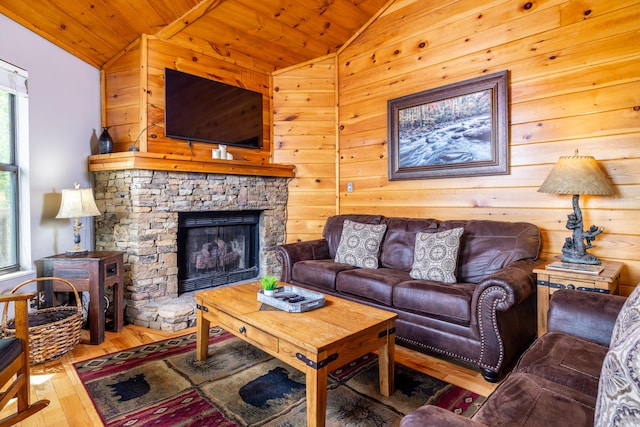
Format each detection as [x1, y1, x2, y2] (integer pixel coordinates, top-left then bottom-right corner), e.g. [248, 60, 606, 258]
[388, 70, 509, 180]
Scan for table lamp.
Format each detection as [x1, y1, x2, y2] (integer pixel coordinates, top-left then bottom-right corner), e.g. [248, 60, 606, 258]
[56, 183, 101, 255]
[537, 150, 614, 265]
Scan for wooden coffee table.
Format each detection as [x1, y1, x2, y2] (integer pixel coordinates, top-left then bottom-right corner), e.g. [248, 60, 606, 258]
[195, 281, 397, 427]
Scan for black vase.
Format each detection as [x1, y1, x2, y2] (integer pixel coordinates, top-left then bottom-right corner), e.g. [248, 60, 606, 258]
[98, 127, 113, 154]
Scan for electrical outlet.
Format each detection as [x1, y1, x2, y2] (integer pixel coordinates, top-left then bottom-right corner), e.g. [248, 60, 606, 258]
[347, 182, 353, 193]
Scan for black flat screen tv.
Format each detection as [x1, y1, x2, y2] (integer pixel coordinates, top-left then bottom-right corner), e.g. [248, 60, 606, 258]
[164, 68, 263, 149]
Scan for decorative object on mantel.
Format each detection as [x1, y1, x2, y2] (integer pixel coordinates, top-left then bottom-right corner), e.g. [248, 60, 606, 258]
[538, 150, 615, 265]
[129, 122, 158, 152]
[97, 127, 113, 154]
[211, 147, 233, 160]
[56, 183, 101, 255]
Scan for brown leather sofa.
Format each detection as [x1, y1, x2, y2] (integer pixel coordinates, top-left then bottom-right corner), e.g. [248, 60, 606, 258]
[276, 214, 541, 381]
[400, 289, 632, 426]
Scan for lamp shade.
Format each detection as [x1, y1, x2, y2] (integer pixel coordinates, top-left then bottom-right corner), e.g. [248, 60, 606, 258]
[537, 151, 614, 196]
[56, 185, 101, 219]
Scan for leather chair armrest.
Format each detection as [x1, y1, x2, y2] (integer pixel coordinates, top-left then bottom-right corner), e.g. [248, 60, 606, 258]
[547, 289, 625, 346]
[400, 405, 487, 427]
[275, 239, 330, 282]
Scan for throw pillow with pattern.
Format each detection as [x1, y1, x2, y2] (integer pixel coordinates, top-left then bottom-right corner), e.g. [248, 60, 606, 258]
[594, 284, 640, 426]
[410, 228, 464, 283]
[334, 219, 387, 269]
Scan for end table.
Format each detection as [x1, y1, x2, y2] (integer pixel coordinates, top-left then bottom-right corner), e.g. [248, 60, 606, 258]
[534, 258, 623, 337]
[43, 251, 125, 345]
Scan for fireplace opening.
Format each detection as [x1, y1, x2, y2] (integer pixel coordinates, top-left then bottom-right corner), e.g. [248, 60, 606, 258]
[177, 210, 260, 293]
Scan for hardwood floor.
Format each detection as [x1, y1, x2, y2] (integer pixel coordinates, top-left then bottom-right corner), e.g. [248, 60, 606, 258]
[2, 325, 498, 426]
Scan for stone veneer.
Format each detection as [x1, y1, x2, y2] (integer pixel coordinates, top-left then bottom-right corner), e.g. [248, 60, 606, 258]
[92, 169, 289, 331]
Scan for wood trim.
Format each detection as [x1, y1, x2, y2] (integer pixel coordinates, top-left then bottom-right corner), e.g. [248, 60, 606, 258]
[333, 54, 340, 216]
[336, 0, 396, 56]
[139, 35, 148, 152]
[88, 151, 295, 178]
[103, 37, 142, 70]
[100, 69, 106, 126]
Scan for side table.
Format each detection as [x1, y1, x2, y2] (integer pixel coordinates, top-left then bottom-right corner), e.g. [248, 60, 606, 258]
[534, 258, 623, 337]
[43, 251, 125, 345]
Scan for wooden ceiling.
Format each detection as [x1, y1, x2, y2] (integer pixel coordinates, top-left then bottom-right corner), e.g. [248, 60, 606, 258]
[0, 0, 389, 72]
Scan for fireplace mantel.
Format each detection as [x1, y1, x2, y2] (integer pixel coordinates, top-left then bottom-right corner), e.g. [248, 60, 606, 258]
[89, 151, 295, 178]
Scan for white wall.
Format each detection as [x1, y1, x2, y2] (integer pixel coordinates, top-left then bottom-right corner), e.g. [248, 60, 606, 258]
[0, 14, 100, 289]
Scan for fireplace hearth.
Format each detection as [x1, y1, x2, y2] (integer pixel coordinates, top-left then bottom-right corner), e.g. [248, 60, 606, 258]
[178, 210, 260, 293]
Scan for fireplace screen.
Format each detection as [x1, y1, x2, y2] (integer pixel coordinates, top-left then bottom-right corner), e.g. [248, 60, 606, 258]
[178, 211, 260, 293]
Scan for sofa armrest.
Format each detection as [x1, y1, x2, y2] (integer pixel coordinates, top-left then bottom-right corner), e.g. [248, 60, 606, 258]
[474, 259, 538, 310]
[471, 259, 538, 377]
[275, 239, 331, 282]
[400, 405, 486, 427]
[547, 289, 625, 346]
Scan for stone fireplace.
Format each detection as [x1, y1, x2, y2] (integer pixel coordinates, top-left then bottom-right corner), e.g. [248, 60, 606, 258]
[92, 169, 289, 331]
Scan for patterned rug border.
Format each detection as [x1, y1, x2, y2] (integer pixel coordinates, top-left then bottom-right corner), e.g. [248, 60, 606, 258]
[74, 328, 485, 426]
[74, 329, 231, 383]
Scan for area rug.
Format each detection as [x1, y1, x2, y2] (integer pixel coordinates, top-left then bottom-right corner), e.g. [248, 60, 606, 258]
[74, 327, 485, 426]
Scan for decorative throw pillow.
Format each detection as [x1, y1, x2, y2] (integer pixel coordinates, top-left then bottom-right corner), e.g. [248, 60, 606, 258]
[410, 228, 464, 283]
[334, 220, 387, 269]
[610, 284, 640, 347]
[594, 284, 640, 426]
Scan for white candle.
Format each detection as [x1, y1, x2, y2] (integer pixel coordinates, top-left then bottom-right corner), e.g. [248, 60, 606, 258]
[211, 149, 220, 159]
[218, 144, 227, 157]
[226, 153, 233, 160]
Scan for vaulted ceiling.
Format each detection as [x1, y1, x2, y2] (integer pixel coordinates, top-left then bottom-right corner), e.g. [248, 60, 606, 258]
[0, 0, 388, 72]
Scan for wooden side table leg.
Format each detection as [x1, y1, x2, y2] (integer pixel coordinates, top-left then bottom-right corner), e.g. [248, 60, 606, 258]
[89, 263, 105, 345]
[306, 364, 327, 427]
[113, 279, 124, 332]
[537, 284, 550, 337]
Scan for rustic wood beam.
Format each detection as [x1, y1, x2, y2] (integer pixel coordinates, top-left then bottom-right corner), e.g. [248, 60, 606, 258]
[156, 0, 226, 40]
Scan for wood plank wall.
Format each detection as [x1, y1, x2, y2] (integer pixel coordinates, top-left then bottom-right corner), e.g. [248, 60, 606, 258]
[273, 56, 339, 241]
[103, 36, 272, 163]
[273, 0, 640, 293]
[102, 40, 143, 153]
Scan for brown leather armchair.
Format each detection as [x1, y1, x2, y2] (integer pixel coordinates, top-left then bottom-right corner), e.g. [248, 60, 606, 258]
[0, 291, 50, 426]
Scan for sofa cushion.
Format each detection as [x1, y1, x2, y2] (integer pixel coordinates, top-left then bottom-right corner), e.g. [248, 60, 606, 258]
[322, 215, 384, 259]
[454, 220, 540, 283]
[291, 259, 357, 291]
[393, 280, 474, 324]
[514, 332, 607, 397]
[334, 220, 387, 269]
[594, 284, 640, 426]
[410, 228, 463, 283]
[336, 268, 411, 306]
[379, 217, 440, 271]
[472, 372, 596, 426]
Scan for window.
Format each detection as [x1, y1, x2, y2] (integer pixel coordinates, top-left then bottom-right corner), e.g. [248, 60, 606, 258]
[0, 61, 28, 275]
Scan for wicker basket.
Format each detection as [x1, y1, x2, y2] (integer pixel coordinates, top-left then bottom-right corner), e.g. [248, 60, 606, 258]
[2, 277, 83, 365]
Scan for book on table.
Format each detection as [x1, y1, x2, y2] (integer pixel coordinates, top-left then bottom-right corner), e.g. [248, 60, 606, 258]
[545, 261, 604, 275]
